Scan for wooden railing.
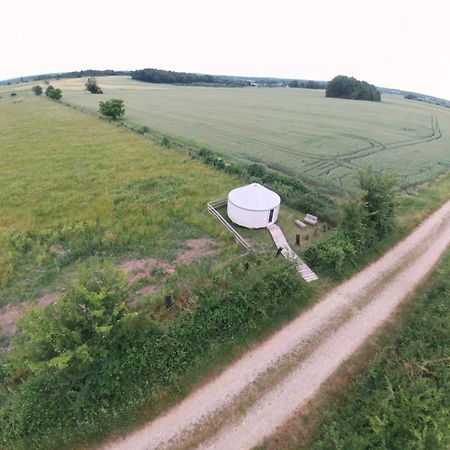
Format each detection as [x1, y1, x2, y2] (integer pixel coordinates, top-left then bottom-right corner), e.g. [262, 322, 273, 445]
[207, 198, 252, 252]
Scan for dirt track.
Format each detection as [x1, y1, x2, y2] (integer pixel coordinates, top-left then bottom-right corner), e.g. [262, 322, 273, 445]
[103, 199, 450, 450]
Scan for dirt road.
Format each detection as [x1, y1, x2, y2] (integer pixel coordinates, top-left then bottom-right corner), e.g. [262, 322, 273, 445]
[103, 199, 450, 450]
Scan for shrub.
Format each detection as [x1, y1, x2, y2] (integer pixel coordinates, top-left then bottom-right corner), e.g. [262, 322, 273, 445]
[161, 136, 171, 147]
[31, 85, 43, 96]
[304, 231, 356, 275]
[85, 77, 103, 94]
[98, 99, 125, 121]
[45, 85, 62, 100]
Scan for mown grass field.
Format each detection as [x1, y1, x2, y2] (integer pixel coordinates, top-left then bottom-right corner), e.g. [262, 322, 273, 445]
[44, 76, 450, 190]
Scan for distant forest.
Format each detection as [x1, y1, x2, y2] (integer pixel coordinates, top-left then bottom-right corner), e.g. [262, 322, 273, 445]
[131, 68, 250, 86]
[326, 75, 381, 101]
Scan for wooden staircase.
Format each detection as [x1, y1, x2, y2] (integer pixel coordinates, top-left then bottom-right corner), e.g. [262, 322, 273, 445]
[267, 224, 318, 282]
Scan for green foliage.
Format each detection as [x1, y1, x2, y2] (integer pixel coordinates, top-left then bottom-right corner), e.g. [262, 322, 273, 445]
[10, 92, 17, 97]
[0, 258, 309, 447]
[131, 68, 249, 86]
[99, 98, 125, 121]
[303, 231, 356, 274]
[304, 167, 397, 277]
[137, 125, 150, 135]
[161, 136, 171, 147]
[310, 253, 450, 450]
[326, 75, 380, 101]
[31, 85, 43, 96]
[7, 266, 129, 378]
[45, 85, 62, 100]
[359, 166, 397, 238]
[85, 77, 103, 94]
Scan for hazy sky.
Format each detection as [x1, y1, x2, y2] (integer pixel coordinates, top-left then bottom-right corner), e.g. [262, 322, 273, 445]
[3, 0, 450, 99]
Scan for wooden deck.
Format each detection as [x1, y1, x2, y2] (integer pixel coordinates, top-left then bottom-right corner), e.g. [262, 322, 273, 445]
[267, 224, 318, 282]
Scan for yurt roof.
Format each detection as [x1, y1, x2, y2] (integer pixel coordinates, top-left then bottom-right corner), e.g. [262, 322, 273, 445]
[228, 183, 280, 211]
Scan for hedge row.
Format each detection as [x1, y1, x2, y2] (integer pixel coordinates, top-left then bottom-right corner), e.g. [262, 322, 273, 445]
[0, 257, 309, 448]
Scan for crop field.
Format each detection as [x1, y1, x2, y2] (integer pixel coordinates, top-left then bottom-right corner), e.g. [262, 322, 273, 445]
[47, 76, 450, 190]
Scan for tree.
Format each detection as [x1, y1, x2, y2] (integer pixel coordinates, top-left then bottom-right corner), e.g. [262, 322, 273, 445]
[326, 75, 380, 101]
[32, 85, 43, 96]
[99, 99, 125, 121]
[45, 85, 62, 100]
[358, 166, 397, 238]
[9, 267, 130, 377]
[85, 77, 103, 94]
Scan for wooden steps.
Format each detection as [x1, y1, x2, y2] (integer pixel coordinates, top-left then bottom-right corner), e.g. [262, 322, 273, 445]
[267, 224, 318, 282]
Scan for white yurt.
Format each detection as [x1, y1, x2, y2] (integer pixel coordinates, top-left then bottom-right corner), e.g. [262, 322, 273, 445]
[227, 183, 281, 229]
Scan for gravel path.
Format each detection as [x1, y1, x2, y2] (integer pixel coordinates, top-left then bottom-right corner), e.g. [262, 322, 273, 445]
[103, 199, 450, 450]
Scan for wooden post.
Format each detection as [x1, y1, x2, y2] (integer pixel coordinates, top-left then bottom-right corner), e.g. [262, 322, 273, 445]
[295, 234, 301, 246]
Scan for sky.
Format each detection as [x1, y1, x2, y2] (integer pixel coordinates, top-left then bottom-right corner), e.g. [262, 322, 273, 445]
[2, 0, 450, 99]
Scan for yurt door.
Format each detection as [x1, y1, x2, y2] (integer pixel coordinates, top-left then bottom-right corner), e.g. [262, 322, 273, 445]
[268, 209, 274, 223]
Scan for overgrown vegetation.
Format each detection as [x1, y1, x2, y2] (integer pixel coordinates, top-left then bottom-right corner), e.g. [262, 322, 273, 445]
[304, 167, 397, 277]
[305, 250, 450, 449]
[326, 75, 380, 101]
[0, 257, 310, 448]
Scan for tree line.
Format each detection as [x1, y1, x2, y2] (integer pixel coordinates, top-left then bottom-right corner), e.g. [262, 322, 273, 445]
[131, 68, 249, 86]
[288, 79, 327, 89]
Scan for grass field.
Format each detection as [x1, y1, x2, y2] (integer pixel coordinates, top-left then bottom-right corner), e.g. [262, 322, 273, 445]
[0, 92, 242, 307]
[0, 92, 319, 309]
[1, 81, 449, 450]
[36, 76, 450, 190]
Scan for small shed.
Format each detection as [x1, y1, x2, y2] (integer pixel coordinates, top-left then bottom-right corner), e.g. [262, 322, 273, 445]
[227, 183, 281, 229]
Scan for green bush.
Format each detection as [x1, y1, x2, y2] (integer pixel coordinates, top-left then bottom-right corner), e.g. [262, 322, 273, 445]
[45, 86, 62, 101]
[304, 231, 356, 275]
[0, 257, 309, 447]
[98, 99, 125, 121]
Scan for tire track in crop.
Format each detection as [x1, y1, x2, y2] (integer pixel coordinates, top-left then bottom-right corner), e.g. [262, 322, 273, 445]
[311, 115, 442, 185]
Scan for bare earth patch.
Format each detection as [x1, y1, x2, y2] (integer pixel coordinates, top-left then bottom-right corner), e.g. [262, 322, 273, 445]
[0, 293, 59, 336]
[119, 258, 175, 287]
[119, 239, 220, 295]
[175, 238, 221, 265]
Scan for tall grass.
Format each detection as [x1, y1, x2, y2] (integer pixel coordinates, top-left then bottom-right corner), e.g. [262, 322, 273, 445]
[0, 94, 239, 306]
